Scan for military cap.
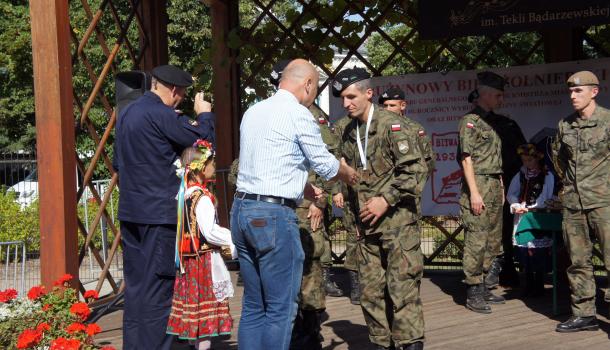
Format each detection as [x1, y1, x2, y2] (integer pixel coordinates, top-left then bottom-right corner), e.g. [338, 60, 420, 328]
[467, 89, 479, 103]
[567, 71, 599, 87]
[332, 67, 371, 97]
[378, 87, 405, 104]
[477, 71, 507, 91]
[151, 65, 193, 87]
[270, 59, 291, 87]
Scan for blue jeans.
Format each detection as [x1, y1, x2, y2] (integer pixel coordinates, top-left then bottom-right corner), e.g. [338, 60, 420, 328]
[231, 198, 304, 350]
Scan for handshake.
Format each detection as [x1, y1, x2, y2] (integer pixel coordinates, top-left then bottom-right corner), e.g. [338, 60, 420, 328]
[304, 158, 357, 202]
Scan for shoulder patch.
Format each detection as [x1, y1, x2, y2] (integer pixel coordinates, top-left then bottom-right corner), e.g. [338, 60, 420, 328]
[397, 140, 410, 154]
[318, 117, 327, 124]
[189, 119, 199, 126]
[418, 130, 426, 137]
[466, 122, 474, 129]
[391, 124, 401, 132]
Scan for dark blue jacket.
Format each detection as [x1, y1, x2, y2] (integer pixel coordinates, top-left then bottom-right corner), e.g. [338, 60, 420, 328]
[114, 91, 215, 224]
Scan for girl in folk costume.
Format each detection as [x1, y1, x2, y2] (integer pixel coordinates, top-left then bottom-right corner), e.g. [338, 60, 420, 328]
[167, 140, 236, 350]
[506, 143, 555, 296]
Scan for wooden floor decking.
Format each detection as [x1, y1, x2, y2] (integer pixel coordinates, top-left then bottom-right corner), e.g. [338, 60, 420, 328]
[96, 270, 610, 349]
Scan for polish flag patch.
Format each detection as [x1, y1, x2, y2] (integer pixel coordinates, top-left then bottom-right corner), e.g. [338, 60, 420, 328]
[391, 124, 401, 131]
[418, 130, 426, 137]
[466, 122, 474, 129]
[318, 117, 327, 124]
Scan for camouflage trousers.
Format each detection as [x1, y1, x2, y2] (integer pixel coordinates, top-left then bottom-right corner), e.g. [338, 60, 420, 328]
[461, 175, 504, 285]
[297, 207, 330, 311]
[357, 223, 425, 347]
[563, 206, 610, 317]
[342, 204, 359, 271]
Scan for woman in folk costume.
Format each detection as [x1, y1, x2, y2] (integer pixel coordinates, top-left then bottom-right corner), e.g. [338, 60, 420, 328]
[167, 139, 236, 350]
[506, 143, 555, 296]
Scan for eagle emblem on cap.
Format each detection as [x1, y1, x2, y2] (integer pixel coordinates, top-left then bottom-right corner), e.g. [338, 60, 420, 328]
[333, 81, 343, 91]
[270, 71, 279, 79]
[382, 93, 389, 98]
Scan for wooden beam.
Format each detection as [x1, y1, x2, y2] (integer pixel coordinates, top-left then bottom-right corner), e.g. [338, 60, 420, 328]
[29, 0, 79, 288]
[209, 0, 240, 226]
[139, 0, 169, 70]
[542, 28, 584, 63]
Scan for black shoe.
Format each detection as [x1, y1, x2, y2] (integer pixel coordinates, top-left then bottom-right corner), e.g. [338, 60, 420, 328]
[480, 284, 505, 304]
[322, 268, 343, 297]
[401, 341, 424, 350]
[466, 285, 491, 314]
[556, 316, 599, 333]
[484, 256, 503, 289]
[349, 270, 361, 305]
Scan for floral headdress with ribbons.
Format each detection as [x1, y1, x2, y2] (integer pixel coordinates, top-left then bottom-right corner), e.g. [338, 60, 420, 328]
[517, 143, 544, 159]
[175, 139, 216, 273]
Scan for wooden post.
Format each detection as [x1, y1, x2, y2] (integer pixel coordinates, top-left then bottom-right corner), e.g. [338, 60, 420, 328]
[30, 0, 79, 288]
[209, 0, 241, 226]
[139, 0, 169, 70]
[542, 28, 584, 63]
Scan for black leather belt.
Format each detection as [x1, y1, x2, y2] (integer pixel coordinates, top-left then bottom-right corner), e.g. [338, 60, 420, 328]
[235, 191, 297, 209]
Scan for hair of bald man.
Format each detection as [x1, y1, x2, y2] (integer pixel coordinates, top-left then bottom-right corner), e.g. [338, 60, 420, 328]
[280, 59, 318, 84]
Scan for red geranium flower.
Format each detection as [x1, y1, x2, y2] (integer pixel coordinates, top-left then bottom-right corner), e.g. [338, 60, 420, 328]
[0, 288, 18, 303]
[16, 329, 42, 349]
[42, 303, 52, 311]
[50, 337, 81, 350]
[85, 323, 102, 336]
[69, 302, 91, 320]
[66, 322, 86, 334]
[53, 273, 74, 286]
[36, 322, 51, 332]
[100, 346, 117, 350]
[27, 285, 46, 300]
[83, 289, 99, 300]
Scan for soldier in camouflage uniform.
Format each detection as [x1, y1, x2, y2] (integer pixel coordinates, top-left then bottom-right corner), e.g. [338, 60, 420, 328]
[553, 71, 610, 333]
[332, 67, 426, 350]
[457, 72, 507, 314]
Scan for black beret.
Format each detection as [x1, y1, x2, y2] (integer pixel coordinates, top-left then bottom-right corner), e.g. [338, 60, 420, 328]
[378, 87, 405, 104]
[467, 89, 479, 103]
[151, 65, 193, 87]
[477, 71, 507, 91]
[270, 59, 291, 87]
[332, 67, 371, 97]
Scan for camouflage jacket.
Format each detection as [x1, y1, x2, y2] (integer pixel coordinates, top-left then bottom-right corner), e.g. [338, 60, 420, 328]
[403, 115, 435, 194]
[552, 105, 610, 210]
[335, 105, 428, 234]
[457, 106, 503, 175]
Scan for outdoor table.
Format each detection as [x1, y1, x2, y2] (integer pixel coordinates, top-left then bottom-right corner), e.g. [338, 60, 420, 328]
[514, 209, 562, 315]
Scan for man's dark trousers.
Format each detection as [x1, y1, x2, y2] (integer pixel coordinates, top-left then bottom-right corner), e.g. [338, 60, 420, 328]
[121, 222, 176, 350]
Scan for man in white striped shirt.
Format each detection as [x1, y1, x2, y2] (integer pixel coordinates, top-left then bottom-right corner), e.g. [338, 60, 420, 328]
[231, 59, 356, 350]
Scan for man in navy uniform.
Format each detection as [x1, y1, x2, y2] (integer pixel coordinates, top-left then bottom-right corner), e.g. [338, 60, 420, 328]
[113, 64, 215, 350]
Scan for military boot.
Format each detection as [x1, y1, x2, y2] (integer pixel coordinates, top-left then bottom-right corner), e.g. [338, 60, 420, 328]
[556, 316, 599, 332]
[349, 270, 361, 305]
[322, 268, 343, 297]
[466, 284, 491, 314]
[399, 341, 424, 350]
[484, 256, 503, 289]
[479, 283, 505, 304]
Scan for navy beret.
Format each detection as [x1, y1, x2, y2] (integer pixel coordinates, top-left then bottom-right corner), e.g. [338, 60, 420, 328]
[477, 71, 507, 91]
[332, 67, 371, 97]
[151, 65, 193, 87]
[378, 87, 405, 104]
[270, 59, 291, 87]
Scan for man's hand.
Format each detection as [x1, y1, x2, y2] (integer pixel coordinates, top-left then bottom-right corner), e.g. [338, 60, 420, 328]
[470, 192, 485, 216]
[307, 203, 324, 231]
[333, 193, 344, 208]
[335, 158, 358, 186]
[359, 196, 389, 225]
[194, 92, 212, 114]
[304, 183, 323, 202]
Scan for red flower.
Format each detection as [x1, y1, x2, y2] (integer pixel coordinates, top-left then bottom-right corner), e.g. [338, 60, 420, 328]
[16, 329, 42, 349]
[83, 290, 99, 300]
[36, 322, 51, 332]
[0, 288, 18, 303]
[85, 323, 102, 336]
[27, 285, 46, 300]
[53, 273, 74, 286]
[69, 302, 91, 320]
[42, 303, 52, 311]
[50, 337, 81, 350]
[66, 322, 86, 334]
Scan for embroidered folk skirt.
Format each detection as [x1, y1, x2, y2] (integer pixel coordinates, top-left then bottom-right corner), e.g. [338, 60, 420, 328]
[167, 252, 233, 339]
